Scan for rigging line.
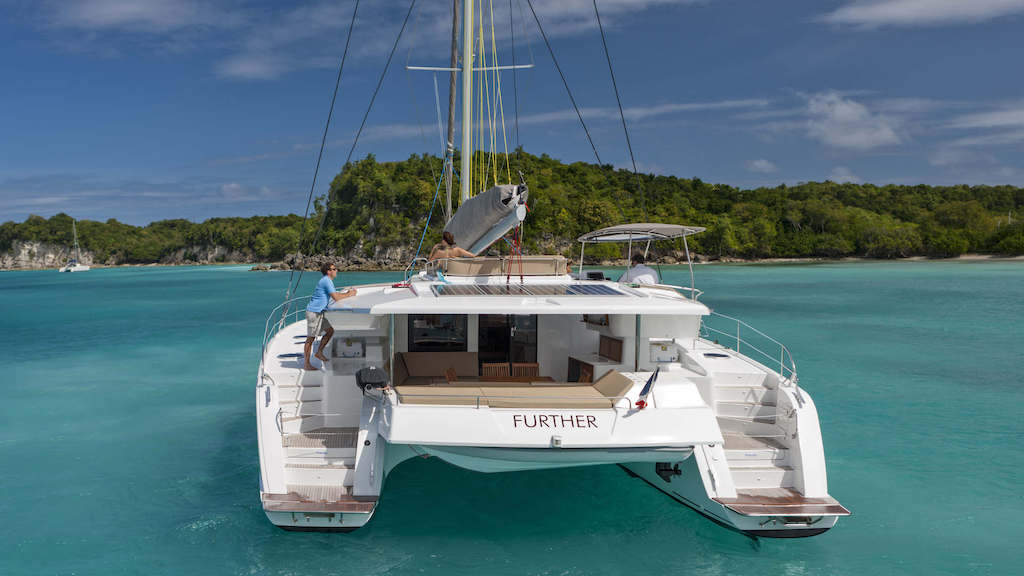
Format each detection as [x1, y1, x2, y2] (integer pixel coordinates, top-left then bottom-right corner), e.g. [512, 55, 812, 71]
[593, 0, 646, 221]
[411, 158, 450, 269]
[405, 69, 438, 184]
[404, 1, 439, 183]
[290, 0, 418, 298]
[284, 0, 360, 304]
[509, 0, 520, 167]
[524, 0, 626, 221]
[489, 0, 511, 184]
[524, 0, 601, 165]
[480, 0, 494, 186]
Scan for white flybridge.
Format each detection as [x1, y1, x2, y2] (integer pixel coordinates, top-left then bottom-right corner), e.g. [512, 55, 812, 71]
[256, 0, 847, 538]
[58, 219, 89, 273]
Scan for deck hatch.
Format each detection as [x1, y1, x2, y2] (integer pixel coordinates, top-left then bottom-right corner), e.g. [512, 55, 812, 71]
[431, 283, 625, 297]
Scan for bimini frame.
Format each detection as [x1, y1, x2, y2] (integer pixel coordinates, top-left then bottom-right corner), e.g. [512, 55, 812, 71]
[577, 223, 706, 301]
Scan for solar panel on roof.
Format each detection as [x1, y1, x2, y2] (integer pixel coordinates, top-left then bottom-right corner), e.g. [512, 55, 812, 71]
[566, 284, 621, 296]
[432, 284, 484, 296]
[432, 283, 624, 297]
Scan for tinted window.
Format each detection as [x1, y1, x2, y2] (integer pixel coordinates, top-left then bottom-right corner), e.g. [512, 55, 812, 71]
[408, 315, 468, 352]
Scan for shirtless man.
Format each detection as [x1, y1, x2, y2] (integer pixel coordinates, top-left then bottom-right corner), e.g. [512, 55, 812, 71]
[428, 231, 475, 261]
[304, 262, 357, 370]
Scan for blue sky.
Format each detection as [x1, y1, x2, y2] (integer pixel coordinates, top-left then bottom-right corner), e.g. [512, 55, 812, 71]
[2, 0, 1023, 225]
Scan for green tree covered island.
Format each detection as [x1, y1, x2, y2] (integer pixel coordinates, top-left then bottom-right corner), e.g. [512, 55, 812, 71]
[3, 151, 1023, 268]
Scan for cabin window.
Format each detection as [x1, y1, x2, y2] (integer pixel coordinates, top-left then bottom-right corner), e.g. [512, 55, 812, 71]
[408, 315, 468, 352]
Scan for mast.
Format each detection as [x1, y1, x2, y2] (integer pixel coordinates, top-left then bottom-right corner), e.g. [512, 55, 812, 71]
[445, 0, 459, 222]
[459, 0, 473, 202]
[72, 219, 80, 261]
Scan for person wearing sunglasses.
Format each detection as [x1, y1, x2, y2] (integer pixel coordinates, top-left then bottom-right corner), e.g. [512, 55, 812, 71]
[304, 262, 357, 370]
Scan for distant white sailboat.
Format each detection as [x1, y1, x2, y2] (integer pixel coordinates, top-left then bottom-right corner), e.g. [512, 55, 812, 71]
[58, 219, 90, 273]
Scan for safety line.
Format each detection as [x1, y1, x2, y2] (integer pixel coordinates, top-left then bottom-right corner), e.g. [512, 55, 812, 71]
[284, 0, 361, 304]
[593, 0, 647, 220]
[287, 0, 419, 303]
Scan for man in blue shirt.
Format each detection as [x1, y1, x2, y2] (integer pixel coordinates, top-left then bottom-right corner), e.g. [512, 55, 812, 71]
[304, 262, 357, 370]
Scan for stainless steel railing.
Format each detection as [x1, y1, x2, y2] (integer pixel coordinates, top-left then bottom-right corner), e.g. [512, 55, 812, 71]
[258, 295, 311, 384]
[699, 311, 800, 389]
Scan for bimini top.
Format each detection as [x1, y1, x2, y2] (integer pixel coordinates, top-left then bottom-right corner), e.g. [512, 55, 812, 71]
[578, 222, 706, 243]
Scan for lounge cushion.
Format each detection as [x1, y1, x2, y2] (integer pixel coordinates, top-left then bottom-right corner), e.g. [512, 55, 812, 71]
[593, 370, 633, 400]
[400, 352, 478, 378]
[395, 386, 487, 406]
[479, 386, 612, 409]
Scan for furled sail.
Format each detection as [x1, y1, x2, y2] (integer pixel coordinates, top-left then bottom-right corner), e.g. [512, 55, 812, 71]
[444, 184, 528, 255]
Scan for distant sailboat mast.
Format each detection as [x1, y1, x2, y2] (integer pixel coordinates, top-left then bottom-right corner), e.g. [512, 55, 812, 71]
[72, 219, 80, 262]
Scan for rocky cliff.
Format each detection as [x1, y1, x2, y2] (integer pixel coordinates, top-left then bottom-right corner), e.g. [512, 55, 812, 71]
[0, 241, 96, 270]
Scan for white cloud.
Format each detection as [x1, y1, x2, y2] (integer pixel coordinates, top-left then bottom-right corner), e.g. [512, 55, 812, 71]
[945, 130, 1024, 148]
[805, 91, 901, 151]
[829, 166, 861, 183]
[42, 0, 242, 33]
[30, 1, 711, 79]
[746, 159, 778, 173]
[528, 0, 708, 36]
[946, 105, 1024, 130]
[821, 0, 1024, 28]
[520, 99, 769, 125]
[928, 146, 992, 167]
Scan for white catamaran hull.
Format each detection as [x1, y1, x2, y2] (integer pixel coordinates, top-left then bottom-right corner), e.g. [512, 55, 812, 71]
[623, 457, 840, 538]
[408, 444, 694, 473]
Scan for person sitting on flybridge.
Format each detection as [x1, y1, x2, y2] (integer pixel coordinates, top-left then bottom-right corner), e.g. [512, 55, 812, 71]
[303, 262, 357, 371]
[428, 231, 474, 261]
[618, 253, 660, 284]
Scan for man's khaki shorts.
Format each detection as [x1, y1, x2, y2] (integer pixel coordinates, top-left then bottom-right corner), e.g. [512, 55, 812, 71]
[306, 311, 332, 337]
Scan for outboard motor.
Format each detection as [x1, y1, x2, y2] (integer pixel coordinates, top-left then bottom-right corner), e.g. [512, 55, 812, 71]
[355, 366, 388, 393]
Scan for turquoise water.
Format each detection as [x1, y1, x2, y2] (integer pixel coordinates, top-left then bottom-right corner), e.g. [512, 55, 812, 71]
[1, 262, 1021, 575]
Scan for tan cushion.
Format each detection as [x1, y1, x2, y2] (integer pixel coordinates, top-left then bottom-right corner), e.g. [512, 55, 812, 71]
[400, 352, 478, 378]
[593, 370, 633, 400]
[502, 255, 567, 276]
[395, 386, 487, 406]
[443, 258, 504, 276]
[480, 386, 612, 409]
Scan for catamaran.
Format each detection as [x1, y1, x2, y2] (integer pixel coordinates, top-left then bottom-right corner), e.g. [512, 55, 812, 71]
[256, 0, 848, 538]
[58, 219, 89, 273]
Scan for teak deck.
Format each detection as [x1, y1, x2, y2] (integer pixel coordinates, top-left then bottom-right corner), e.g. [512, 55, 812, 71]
[714, 488, 851, 517]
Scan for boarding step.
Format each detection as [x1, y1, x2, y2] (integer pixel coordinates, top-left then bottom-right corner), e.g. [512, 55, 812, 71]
[716, 401, 780, 420]
[278, 400, 323, 416]
[285, 461, 355, 485]
[281, 414, 324, 434]
[283, 428, 358, 459]
[262, 489, 377, 513]
[714, 385, 776, 404]
[713, 371, 768, 388]
[729, 465, 795, 489]
[717, 417, 786, 439]
[713, 488, 850, 517]
[278, 385, 323, 403]
[724, 434, 788, 464]
[263, 369, 323, 389]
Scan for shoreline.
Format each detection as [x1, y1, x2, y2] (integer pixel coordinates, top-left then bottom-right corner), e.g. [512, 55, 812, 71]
[4, 253, 1022, 273]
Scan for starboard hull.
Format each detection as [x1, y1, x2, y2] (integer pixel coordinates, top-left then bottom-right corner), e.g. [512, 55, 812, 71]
[622, 459, 840, 538]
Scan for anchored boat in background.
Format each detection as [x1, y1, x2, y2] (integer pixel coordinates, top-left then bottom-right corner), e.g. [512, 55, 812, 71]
[255, 0, 848, 538]
[58, 219, 89, 273]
